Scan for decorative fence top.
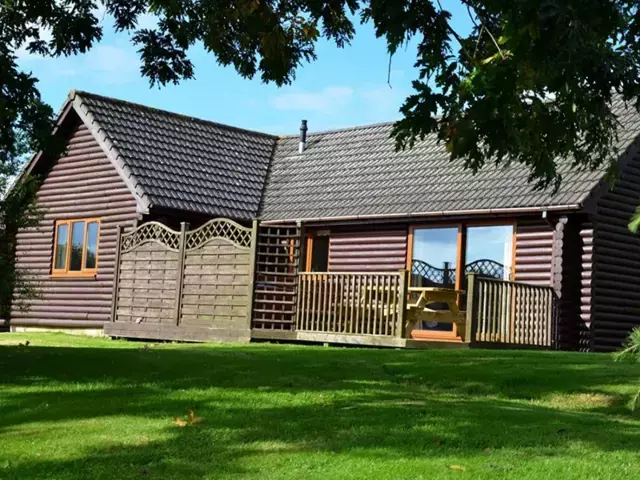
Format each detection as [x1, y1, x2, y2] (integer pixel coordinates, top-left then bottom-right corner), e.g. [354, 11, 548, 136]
[121, 222, 180, 252]
[120, 218, 253, 253]
[185, 218, 252, 250]
[411, 259, 506, 286]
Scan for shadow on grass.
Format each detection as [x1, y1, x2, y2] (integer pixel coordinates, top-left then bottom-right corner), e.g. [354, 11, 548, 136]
[1, 342, 639, 478]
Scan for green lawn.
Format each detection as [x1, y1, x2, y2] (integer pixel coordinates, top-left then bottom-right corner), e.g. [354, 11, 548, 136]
[1, 333, 640, 479]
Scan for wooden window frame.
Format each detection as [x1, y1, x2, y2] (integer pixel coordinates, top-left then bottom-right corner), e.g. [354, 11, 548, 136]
[407, 220, 516, 341]
[51, 218, 101, 278]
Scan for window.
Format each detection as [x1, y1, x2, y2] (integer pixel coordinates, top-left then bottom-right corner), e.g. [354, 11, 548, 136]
[410, 227, 459, 288]
[306, 234, 330, 272]
[410, 227, 459, 333]
[52, 219, 100, 276]
[466, 226, 514, 281]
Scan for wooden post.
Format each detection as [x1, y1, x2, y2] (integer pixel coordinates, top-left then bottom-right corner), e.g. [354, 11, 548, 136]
[174, 222, 189, 326]
[443, 262, 451, 287]
[397, 269, 408, 338]
[110, 225, 124, 322]
[246, 219, 259, 331]
[464, 272, 477, 343]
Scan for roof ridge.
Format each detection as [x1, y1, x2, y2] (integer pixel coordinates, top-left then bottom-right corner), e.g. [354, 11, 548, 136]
[69, 89, 279, 140]
[279, 120, 398, 138]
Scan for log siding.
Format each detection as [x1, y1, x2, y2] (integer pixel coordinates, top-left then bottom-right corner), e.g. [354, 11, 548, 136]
[579, 222, 593, 351]
[514, 222, 554, 286]
[328, 231, 408, 272]
[592, 153, 640, 352]
[11, 118, 138, 329]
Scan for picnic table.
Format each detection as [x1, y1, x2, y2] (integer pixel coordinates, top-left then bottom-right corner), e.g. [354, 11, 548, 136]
[360, 284, 466, 338]
[405, 287, 466, 338]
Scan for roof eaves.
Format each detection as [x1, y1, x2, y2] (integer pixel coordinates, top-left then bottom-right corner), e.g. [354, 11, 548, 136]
[70, 90, 151, 214]
[576, 130, 640, 209]
[260, 203, 583, 224]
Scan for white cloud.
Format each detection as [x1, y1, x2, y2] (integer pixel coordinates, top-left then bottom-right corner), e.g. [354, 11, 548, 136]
[14, 27, 53, 61]
[55, 67, 78, 77]
[136, 13, 159, 30]
[270, 86, 354, 113]
[84, 44, 139, 84]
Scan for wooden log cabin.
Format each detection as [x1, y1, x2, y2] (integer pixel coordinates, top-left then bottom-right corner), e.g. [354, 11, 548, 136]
[7, 90, 640, 352]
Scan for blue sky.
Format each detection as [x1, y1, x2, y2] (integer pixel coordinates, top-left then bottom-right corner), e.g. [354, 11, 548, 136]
[17, 3, 473, 136]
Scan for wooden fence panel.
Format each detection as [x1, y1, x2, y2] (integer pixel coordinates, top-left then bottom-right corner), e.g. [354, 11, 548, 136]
[109, 218, 255, 342]
[180, 239, 251, 332]
[113, 223, 180, 325]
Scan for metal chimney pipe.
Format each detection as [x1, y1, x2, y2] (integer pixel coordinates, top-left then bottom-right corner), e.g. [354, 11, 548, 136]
[299, 119, 308, 153]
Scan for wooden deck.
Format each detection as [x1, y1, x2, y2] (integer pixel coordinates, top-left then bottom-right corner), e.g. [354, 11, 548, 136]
[251, 328, 469, 349]
[251, 271, 559, 350]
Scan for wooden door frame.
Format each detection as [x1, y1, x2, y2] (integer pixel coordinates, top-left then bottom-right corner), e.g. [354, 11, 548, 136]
[406, 220, 517, 341]
[304, 229, 331, 272]
[407, 223, 463, 341]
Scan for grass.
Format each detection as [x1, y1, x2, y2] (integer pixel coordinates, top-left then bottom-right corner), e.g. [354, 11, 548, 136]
[1, 333, 640, 479]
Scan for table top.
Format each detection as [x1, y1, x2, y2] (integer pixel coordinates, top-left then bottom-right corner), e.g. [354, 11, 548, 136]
[408, 287, 465, 295]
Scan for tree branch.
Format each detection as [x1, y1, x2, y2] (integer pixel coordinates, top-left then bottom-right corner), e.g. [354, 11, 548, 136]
[435, 0, 475, 64]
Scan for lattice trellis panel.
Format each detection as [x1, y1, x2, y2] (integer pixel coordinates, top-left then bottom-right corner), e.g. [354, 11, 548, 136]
[252, 224, 300, 331]
[121, 222, 180, 252]
[411, 259, 456, 286]
[411, 259, 505, 286]
[185, 218, 252, 251]
[465, 259, 505, 280]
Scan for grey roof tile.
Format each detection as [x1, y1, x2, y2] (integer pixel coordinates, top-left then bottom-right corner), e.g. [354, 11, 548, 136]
[76, 91, 277, 220]
[70, 91, 640, 222]
[259, 98, 640, 221]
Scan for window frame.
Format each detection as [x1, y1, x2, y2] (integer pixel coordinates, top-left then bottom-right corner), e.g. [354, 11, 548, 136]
[51, 218, 101, 277]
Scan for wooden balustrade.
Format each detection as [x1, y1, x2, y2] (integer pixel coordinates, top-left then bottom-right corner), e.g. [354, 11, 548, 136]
[296, 271, 407, 337]
[466, 273, 558, 347]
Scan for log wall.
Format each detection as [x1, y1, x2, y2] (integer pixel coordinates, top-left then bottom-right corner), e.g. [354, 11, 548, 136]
[579, 222, 593, 350]
[552, 217, 583, 350]
[328, 231, 408, 272]
[11, 118, 138, 328]
[514, 222, 554, 286]
[592, 154, 640, 352]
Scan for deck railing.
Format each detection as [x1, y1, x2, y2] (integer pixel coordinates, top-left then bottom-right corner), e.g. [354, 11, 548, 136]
[466, 273, 558, 347]
[296, 272, 407, 337]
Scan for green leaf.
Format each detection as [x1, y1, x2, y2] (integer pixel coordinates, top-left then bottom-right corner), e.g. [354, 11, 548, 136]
[629, 208, 640, 234]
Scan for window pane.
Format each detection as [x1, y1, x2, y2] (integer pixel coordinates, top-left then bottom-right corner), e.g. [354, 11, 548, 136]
[466, 226, 513, 280]
[69, 221, 85, 271]
[84, 222, 99, 269]
[311, 236, 329, 272]
[410, 228, 459, 333]
[411, 228, 458, 288]
[54, 224, 69, 270]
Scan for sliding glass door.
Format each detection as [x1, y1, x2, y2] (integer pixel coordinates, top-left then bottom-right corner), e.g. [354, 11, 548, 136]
[466, 226, 514, 281]
[409, 223, 515, 339]
[410, 227, 459, 334]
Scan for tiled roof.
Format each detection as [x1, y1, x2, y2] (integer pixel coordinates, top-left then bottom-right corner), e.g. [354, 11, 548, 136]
[259, 97, 640, 221]
[74, 91, 277, 220]
[66, 90, 640, 222]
